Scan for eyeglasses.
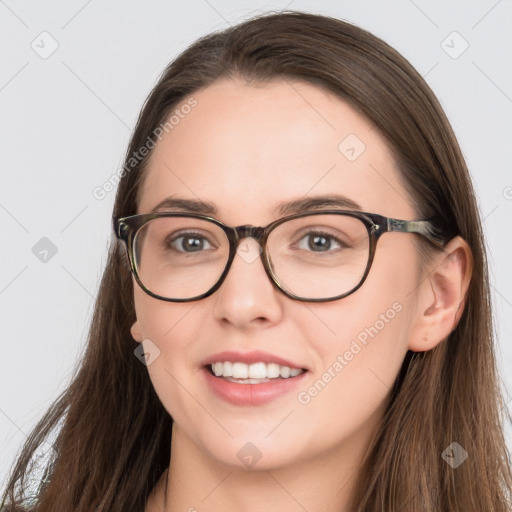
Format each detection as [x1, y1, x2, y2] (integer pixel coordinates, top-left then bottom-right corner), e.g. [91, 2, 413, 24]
[113, 210, 442, 303]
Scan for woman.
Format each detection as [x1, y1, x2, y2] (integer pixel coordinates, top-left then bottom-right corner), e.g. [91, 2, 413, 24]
[2, 10, 511, 512]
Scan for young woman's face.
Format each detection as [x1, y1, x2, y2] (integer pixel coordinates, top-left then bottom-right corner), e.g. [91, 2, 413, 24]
[131, 78, 424, 472]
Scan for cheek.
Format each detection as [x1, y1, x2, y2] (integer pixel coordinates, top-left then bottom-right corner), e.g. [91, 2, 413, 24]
[292, 241, 419, 431]
[294, 299, 409, 432]
[132, 285, 200, 410]
[132, 276, 202, 346]
[286, 311, 407, 460]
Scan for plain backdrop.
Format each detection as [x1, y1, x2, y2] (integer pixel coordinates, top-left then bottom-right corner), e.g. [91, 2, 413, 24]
[1, 0, 511, 490]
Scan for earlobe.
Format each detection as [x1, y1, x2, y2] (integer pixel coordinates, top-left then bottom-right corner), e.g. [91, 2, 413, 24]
[131, 320, 144, 343]
[408, 236, 473, 352]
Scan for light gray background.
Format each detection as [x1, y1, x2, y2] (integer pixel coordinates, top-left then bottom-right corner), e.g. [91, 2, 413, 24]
[1, 0, 511, 489]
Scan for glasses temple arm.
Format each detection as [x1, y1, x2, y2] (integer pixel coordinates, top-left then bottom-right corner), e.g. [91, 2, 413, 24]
[386, 217, 443, 245]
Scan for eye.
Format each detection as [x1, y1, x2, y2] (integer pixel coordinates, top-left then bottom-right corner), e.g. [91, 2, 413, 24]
[167, 232, 214, 253]
[297, 231, 345, 253]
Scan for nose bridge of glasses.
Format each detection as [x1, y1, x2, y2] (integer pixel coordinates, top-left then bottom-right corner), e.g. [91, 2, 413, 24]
[233, 225, 266, 245]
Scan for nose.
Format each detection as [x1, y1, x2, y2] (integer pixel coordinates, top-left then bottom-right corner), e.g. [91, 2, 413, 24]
[211, 236, 284, 329]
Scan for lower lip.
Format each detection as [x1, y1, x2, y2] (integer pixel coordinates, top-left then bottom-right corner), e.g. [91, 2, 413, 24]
[201, 367, 308, 406]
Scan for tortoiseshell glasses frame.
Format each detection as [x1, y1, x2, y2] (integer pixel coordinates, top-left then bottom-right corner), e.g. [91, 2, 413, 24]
[113, 210, 443, 303]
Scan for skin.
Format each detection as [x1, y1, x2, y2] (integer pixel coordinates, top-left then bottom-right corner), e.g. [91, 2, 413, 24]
[133, 78, 472, 512]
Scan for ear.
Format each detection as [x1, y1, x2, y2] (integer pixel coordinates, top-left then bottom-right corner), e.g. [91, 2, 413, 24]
[408, 236, 473, 352]
[131, 319, 144, 343]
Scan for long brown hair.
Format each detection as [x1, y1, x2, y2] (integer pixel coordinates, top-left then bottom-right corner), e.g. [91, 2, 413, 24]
[2, 10, 511, 511]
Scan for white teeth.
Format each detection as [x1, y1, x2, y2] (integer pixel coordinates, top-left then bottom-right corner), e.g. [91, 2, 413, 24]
[223, 361, 233, 377]
[232, 362, 249, 379]
[213, 362, 223, 377]
[209, 361, 305, 380]
[266, 363, 280, 378]
[248, 362, 267, 379]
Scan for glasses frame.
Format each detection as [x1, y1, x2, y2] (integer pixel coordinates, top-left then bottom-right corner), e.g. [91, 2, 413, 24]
[113, 210, 443, 303]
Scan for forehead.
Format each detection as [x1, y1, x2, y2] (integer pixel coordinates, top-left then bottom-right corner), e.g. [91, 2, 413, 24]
[137, 78, 415, 223]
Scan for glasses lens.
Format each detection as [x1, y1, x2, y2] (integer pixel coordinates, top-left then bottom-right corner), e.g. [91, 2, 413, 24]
[133, 216, 229, 300]
[267, 214, 370, 300]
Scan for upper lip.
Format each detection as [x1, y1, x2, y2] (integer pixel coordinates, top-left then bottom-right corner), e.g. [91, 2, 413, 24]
[201, 350, 308, 371]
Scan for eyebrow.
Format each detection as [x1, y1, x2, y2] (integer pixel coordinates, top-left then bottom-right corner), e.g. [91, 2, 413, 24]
[150, 194, 363, 216]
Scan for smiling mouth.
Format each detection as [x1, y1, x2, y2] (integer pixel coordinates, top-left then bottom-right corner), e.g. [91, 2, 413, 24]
[206, 361, 307, 384]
